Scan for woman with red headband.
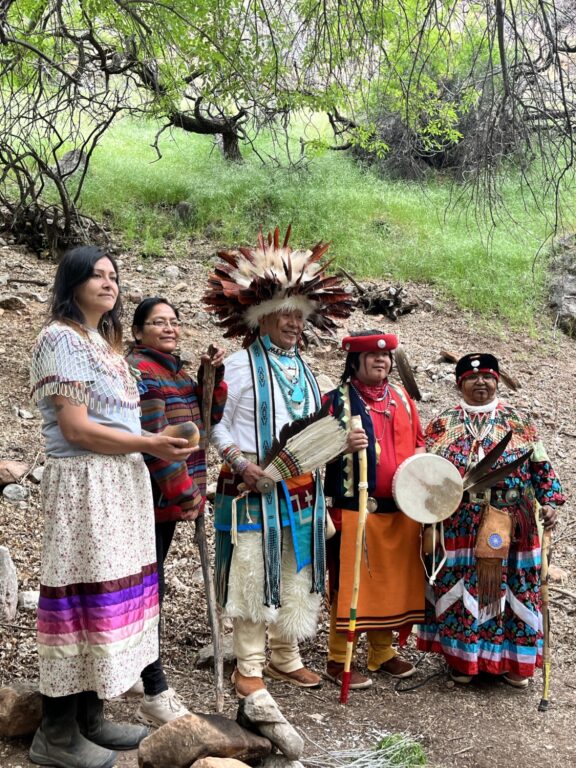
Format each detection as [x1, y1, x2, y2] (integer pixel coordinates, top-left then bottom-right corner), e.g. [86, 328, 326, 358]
[416, 353, 564, 688]
[323, 330, 426, 689]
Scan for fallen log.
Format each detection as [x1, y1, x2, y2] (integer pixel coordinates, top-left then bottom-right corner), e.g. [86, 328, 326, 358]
[340, 268, 418, 321]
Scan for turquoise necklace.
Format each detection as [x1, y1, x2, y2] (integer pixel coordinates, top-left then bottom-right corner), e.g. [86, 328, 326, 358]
[262, 335, 310, 419]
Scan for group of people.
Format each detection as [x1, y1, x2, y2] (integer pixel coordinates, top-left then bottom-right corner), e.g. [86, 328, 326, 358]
[28, 232, 564, 768]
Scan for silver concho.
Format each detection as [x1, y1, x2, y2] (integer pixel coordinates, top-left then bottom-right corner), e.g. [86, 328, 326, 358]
[367, 497, 379, 513]
[504, 488, 520, 504]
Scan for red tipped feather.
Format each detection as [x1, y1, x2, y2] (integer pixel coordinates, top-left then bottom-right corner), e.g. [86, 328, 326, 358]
[282, 223, 292, 248]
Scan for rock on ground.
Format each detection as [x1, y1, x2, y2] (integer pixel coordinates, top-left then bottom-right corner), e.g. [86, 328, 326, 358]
[192, 758, 251, 767]
[137, 712, 271, 768]
[237, 690, 304, 761]
[0, 683, 42, 737]
[0, 546, 18, 621]
[0, 460, 29, 485]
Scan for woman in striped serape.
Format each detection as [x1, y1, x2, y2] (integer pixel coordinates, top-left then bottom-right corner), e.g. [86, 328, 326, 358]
[126, 297, 226, 725]
[29, 246, 192, 768]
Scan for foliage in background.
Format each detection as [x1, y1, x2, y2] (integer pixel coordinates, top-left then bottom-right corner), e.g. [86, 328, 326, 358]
[79, 118, 561, 329]
[345, 1, 576, 215]
[0, 1, 575, 254]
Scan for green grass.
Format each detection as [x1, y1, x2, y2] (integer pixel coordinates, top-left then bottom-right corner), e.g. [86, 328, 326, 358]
[77, 116, 573, 327]
[376, 734, 427, 766]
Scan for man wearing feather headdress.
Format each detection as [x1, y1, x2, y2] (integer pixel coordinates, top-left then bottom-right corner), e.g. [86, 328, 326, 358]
[323, 331, 426, 689]
[206, 226, 353, 698]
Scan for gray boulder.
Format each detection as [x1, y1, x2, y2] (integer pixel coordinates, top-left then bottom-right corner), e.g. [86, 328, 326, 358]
[18, 590, 40, 611]
[262, 757, 305, 768]
[195, 634, 235, 670]
[138, 711, 271, 768]
[237, 690, 304, 761]
[0, 546, 18, 621]
[3, 484, 29, 502]
[549, 234, 576, 336]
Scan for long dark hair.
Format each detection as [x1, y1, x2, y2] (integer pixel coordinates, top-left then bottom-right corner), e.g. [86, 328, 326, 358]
[50, 245, 122, 348]
[340, 328, 394, 383]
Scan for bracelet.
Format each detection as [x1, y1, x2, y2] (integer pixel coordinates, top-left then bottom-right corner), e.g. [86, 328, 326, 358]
[231, 456, 250, 475]
[222, 445, 250, 475]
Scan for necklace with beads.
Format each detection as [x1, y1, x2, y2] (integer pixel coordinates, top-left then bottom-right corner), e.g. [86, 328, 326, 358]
[268, 349, 310, 419]
[460, 400, 498, 461]
[351, 382, 395, 416]
[351, 381, 396, 463]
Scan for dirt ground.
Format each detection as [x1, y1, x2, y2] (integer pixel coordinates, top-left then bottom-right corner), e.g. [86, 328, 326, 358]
[0, 240, 574, 768]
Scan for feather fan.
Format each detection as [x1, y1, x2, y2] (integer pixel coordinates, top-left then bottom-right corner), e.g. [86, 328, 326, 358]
[462, 431, 512, 490]
[255, 401, 347, 493]
[464, 450, 533, 494]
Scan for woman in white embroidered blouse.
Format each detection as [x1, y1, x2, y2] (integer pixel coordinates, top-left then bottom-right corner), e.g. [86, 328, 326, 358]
[29, 246, 192, 768]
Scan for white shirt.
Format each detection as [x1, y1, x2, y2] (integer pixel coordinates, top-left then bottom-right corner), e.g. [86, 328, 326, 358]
[211, 347, 316, 456]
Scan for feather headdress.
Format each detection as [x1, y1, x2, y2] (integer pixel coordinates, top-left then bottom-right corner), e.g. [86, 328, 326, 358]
[204, 225, 354, 346]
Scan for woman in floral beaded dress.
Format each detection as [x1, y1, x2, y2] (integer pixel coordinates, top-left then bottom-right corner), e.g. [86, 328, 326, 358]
[416, 353, 564, 688]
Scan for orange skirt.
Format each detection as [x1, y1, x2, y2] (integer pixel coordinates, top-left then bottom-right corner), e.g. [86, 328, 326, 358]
[335, 508, 425, 632]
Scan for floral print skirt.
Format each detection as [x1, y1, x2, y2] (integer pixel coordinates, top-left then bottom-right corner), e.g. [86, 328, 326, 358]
[416, 501, 543, 678]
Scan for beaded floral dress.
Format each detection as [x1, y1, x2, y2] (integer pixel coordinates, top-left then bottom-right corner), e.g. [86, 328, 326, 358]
[416, 400, 565, 678]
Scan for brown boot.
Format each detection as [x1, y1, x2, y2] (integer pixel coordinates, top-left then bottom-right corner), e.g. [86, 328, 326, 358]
[326, 661, 372, 690]
[264, 663, 322, 689]
[231, 669, 267, 699]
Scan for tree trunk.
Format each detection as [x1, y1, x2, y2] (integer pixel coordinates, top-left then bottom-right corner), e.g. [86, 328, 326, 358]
[221, 130, 243, 162]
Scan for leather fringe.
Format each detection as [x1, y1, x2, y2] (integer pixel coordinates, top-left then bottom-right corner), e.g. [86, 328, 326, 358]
[477, 557, 503, 609]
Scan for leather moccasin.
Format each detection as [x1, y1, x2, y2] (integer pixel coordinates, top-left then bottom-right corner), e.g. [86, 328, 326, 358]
[325, 661, 372, 690]
[372, 656, 416, 679]
[264, 663, 322, 688]
[231, 669, 267, 699]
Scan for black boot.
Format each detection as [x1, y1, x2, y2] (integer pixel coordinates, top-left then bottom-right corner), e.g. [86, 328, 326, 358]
[29, 694, 117, 768]
[77, 691, 148, 750]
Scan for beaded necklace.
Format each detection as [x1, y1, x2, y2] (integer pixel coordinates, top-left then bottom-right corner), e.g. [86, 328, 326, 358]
[350, 380, 395, 417]
[351, 379, 396, 463]
[460, 398, 498, 461]
[262, 335, 310, 420]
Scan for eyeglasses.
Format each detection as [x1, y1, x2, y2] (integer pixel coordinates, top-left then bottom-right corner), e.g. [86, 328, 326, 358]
[143, 319, 182, 329]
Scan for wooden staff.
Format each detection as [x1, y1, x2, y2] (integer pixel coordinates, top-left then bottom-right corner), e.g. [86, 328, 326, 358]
[195, 344, 225, 712]
[340, 415, 368, 705]
[538, 527, 553, 712]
